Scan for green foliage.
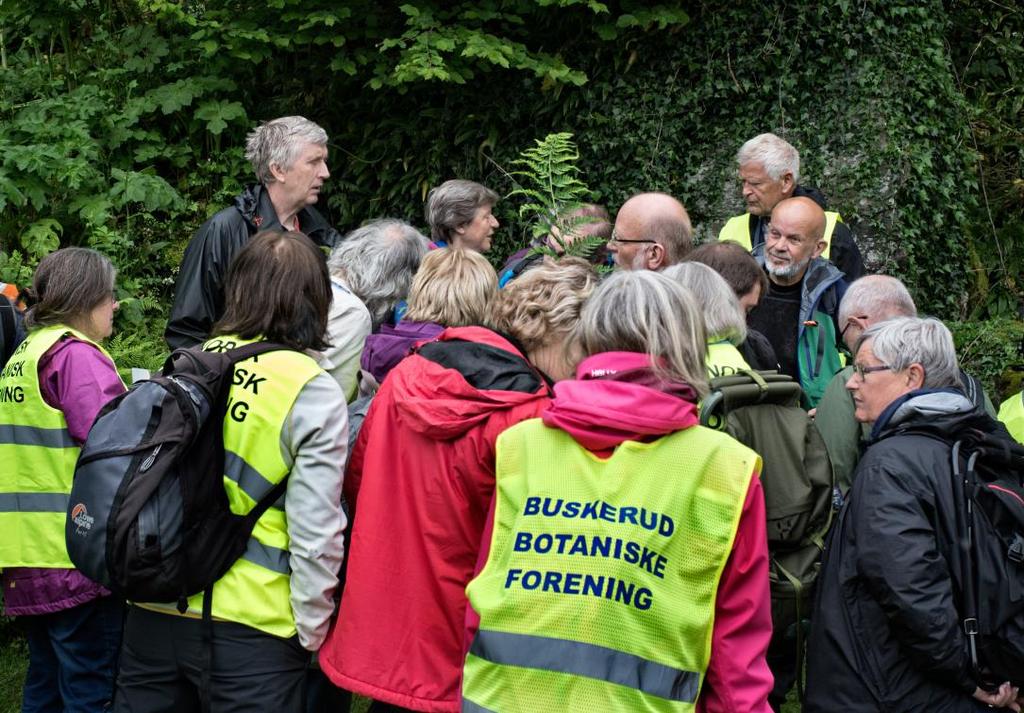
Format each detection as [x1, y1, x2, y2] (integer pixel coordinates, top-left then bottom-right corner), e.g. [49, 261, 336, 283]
[504, 132, 609, 264]
[950, 318, 1024, 403]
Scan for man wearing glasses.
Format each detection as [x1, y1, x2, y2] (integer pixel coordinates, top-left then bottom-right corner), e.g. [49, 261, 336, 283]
[606, 192, 692, 271]
[814, 274, 995, 493]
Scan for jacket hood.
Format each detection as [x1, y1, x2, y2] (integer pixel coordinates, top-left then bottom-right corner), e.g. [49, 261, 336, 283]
[870, 388, 991, 441]
[389, 326, 550, 439]
[361, 320, 444, 383]
[792, 184, 829, 210]
[542, 351, 700, 454]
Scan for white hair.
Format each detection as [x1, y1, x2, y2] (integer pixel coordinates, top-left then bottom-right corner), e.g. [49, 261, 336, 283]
[736, 133, 800, 183]
[857, 317, 962, 389]
[245, 116, 328, 184]
[327, 219, 428, 328]
[838, 274, 917, 325]
[663, 262, 747, 345]
[580, 270, 708, 397]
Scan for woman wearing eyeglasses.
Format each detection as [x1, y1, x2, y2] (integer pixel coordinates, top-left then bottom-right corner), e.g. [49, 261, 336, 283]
[806, 317, 1021, 712]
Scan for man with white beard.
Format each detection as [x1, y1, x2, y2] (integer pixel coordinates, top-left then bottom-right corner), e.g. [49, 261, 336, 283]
[747, 196, 846, 408]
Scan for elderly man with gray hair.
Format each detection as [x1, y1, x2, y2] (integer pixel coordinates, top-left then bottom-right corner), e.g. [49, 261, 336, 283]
[166, 115, 342, 349]
[814, 274, 994, 492]
[322, 218, 428, 401]
[806, 316, 1021, 712]
[719, 132, 863, 282]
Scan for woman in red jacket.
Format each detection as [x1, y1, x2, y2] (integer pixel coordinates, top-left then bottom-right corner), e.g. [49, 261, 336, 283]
[319, 252, 597, 712]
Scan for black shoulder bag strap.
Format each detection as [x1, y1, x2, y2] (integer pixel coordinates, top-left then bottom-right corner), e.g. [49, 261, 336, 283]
[0, 296, 15, 367]
[951, 440, 982, 681]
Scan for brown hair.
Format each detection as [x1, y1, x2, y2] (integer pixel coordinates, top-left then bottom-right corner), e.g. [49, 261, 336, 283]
[24, 247, 116, 331]
[403, 248, 497, 327]
[686, 240, 768, 299]
[212, 230, 332, 351]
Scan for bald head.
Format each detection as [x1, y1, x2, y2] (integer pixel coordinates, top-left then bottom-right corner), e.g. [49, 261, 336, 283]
[609, 192, 692, 271]
[762, 196, 828, 286]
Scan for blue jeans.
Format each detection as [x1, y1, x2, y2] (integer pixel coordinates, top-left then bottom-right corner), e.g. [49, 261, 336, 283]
[20, 595, 124, 713]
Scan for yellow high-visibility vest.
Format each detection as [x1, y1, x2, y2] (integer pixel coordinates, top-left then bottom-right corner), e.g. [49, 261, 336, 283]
[999, 391, 1024, 445]
[0, 325, 120, 568]
[719, 211, 841, 259]
[463, 418, 759, 712]
[144, 335, 321, 638]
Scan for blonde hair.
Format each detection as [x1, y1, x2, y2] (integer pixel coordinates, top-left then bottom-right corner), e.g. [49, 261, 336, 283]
[404, 248, 497, 327]
[663, 262, 747, 345]
[491, 256, 599, 355]
[580, 270, 709, 397]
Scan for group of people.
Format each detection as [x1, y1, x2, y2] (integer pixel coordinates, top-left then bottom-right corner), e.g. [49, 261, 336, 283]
[2, 114, 1024, 713]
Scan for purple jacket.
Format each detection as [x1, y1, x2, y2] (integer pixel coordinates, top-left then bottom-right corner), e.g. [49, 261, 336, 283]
[2, 336, 124, 616]
[360, 320, 444, 385]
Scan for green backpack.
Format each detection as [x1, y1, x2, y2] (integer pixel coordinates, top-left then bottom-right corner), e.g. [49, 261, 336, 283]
[701, 370, 835, 698]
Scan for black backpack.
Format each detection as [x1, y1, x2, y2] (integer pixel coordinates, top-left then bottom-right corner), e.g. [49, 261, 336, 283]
[66, 342, 289, 609]
[949, 430, 1024, 689]
[700, 370, 835, 698]
[0, 293, 25, 369]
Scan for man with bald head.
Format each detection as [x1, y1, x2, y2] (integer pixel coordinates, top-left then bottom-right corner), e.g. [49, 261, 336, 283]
[748, 196, 846, 407]
[720, 132, 863, 281]
[607, 192, 692, 271]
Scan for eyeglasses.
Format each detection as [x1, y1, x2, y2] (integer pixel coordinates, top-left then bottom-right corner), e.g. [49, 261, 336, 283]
[852, 363, 893, 380]
[609, 230, 656, 245]
[840, 316, 868, 340]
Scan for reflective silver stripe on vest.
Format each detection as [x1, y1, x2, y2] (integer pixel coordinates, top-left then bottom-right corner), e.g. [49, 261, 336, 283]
[0, 492, 70, 513]
[241, 537, 291, 575]
[470, 629, 700, 703]
[0, 424, 75, 449]
[224, 450, 284, 508]
[461, 698, 498, 713]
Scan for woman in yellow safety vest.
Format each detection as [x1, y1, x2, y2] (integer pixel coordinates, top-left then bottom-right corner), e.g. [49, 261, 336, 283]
[114, 231, 349, 713]
[664, 261, 753, 380]
[462, 270, 774, 713]
[0, 247, 126, 712]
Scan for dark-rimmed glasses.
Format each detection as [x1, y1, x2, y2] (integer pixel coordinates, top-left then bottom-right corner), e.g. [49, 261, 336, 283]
[852, 363, 893, 380]
[609, 230, 656, 245]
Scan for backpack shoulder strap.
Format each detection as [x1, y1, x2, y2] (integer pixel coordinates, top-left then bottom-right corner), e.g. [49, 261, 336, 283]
[0, 296, 15, 366]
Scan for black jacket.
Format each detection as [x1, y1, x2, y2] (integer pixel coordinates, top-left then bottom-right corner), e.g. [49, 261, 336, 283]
[805, 390, 1006, 712]
[164, 184, 342, 350]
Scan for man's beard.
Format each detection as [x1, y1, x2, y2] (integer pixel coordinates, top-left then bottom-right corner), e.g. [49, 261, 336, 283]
[765, 253, 811, 281]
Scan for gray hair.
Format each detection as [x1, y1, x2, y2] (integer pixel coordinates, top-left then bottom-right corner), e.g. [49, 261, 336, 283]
[857, 317, 961, 389]
[736, 133, 800, 183]
[838, 274, 917, 325]
[25, 248, 116, 331]
[580, 270, 709, 398]
[663, 262, 747, 345]
[425, 179, 499, 243]
[245, 116, 328, 184]
[327, 219, 429, 327]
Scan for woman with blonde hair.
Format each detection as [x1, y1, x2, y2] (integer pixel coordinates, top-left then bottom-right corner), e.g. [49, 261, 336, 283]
[462, 270, 774, 713]
[320, 254, 598, 712]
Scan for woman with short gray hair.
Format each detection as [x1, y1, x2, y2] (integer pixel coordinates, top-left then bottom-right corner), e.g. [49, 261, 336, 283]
[424, 179, 500, 252]
[664, 261, 751, 379]
[461, 269, 774, 712]
[806, 316, 1020, 711]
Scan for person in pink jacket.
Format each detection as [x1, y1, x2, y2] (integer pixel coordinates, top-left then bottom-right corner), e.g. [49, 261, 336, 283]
[464, 270, 774, 713]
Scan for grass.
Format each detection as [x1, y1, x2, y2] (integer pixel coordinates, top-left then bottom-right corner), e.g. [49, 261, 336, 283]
[1, 619, 26, 713]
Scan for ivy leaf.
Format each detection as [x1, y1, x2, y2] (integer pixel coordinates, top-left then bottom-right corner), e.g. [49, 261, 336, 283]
[195, 100, 247, 136]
